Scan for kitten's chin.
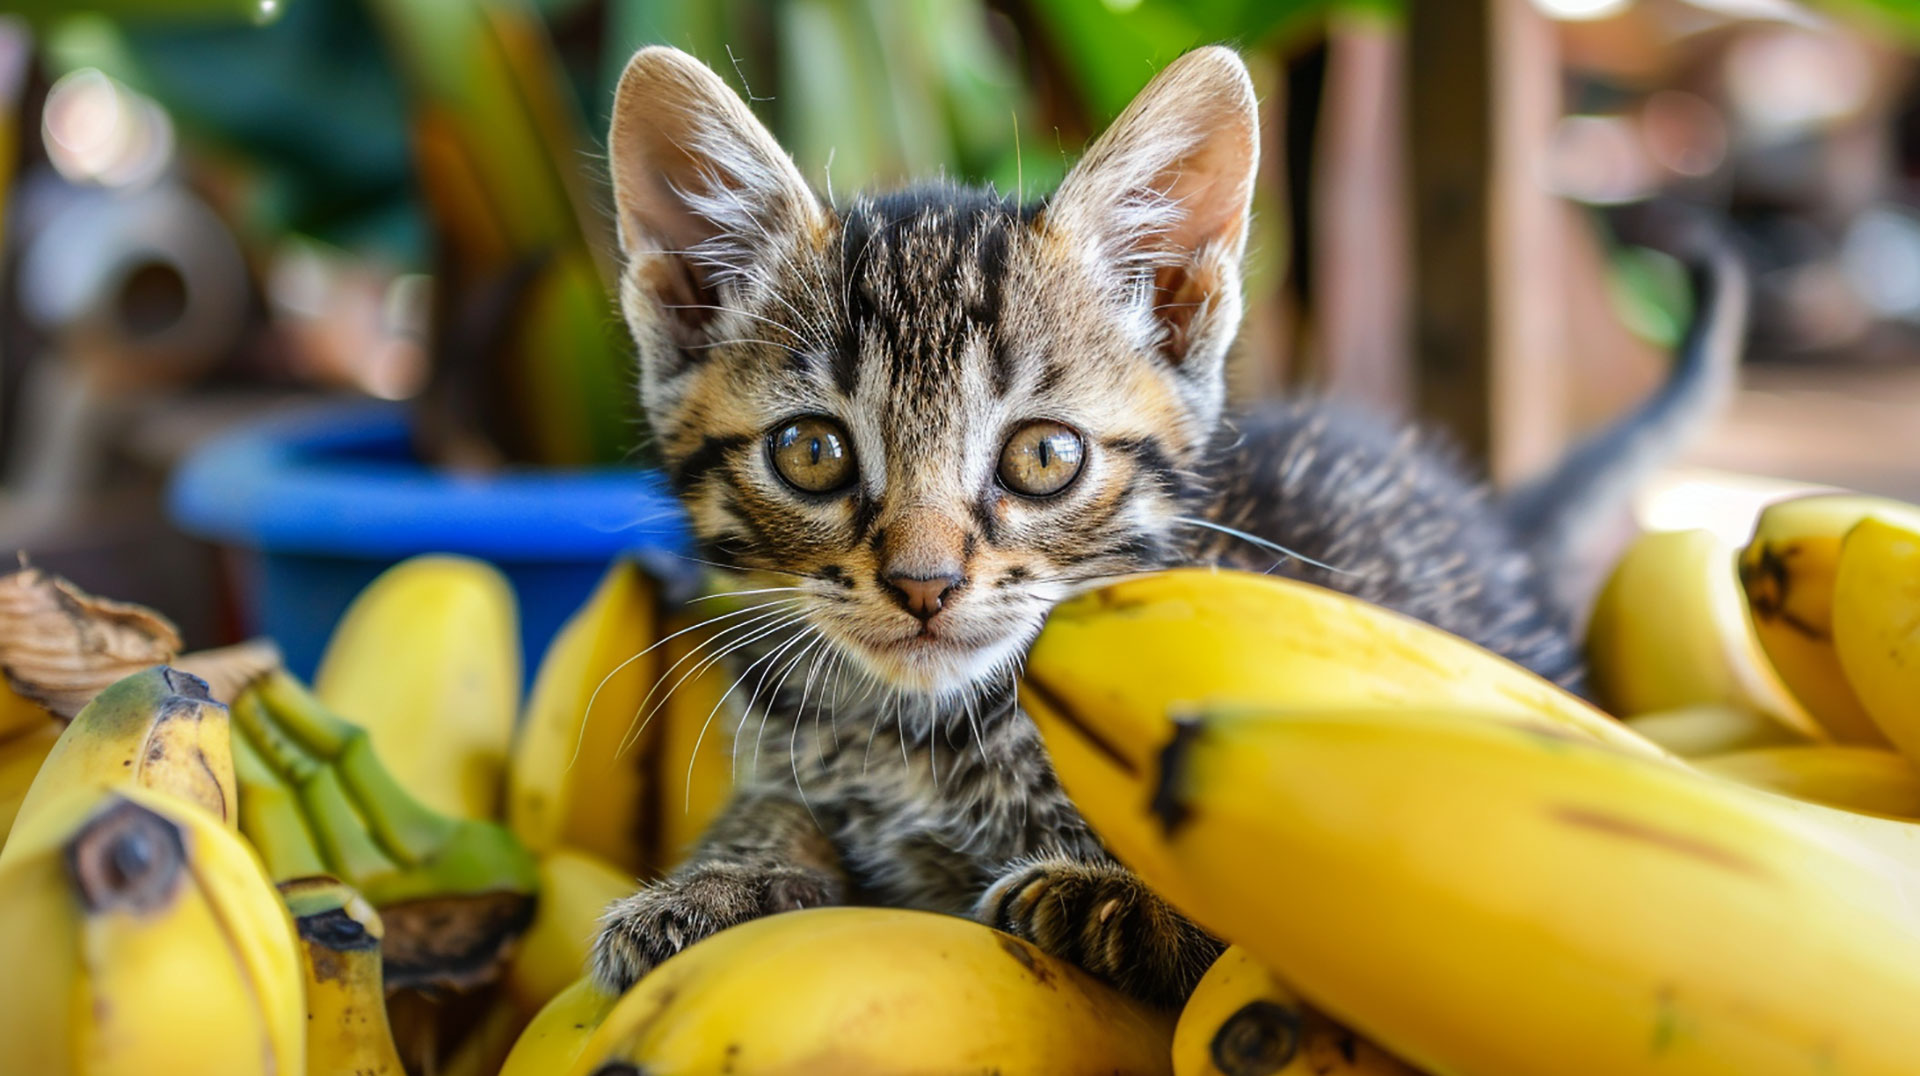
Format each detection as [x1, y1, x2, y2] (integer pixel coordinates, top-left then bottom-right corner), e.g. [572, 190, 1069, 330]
[843, 626, 1033, 699]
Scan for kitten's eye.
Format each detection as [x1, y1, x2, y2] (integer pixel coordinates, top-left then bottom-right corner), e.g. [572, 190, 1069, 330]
[768, 417, 856, 493]
[998, 421, 1086, 497]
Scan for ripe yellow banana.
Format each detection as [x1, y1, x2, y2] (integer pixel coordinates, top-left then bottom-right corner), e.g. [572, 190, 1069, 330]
[1621, 704, 1807, 758]
[1020, 568, 1672, 912]
[0, 680, 50, 740]
[505, 848, 636, 1017]
[1587, 529, 1818, 734]
[5, 665, 235, 856]
[499, 976, 620, 1076]
[1038, 699, 1920, 1076]
[545, 907, 1175, 1075]
[0, 720, 61, 850]
[1738, 494, 1920, 744]
[1174, 945, 1417, 1076]
[316, 554, 521, 819]
[1832, 514, 1920, 767]
[1697, 743, 1920, 818]
[510, 558, 657, 873]
[0, 784, 305, 1074]
[651, 611, 738, 867]
[281, 875, 405, 1076]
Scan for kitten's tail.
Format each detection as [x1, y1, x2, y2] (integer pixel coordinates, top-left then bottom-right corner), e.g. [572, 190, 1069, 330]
[1502, 203, 1750, 619]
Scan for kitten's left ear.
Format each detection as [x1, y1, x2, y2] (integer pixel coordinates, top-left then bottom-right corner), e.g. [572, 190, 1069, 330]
[1048, 47, 1259, 367]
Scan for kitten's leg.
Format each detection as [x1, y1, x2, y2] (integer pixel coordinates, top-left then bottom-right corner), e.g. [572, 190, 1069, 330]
[591, 788, 844, 993]
[976, 856, 1223, 1006]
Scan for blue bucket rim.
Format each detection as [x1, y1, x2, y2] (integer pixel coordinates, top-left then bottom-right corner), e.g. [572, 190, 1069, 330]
[167, 400, 689, 561]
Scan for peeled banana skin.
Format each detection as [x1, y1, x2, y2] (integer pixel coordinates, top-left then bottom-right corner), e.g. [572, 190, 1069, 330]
[0, 784, 306, 1075]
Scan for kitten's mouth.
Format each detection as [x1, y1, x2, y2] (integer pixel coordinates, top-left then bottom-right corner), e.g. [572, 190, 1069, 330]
[834, 618, 1034, 695]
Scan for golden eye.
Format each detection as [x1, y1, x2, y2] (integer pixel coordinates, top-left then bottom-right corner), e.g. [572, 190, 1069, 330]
[998, 421, 1085, 497]
[769, 417, 856, 493]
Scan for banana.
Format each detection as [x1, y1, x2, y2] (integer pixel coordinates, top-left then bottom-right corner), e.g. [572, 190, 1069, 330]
[1622, 704, 1808, 758]
[1587, 529, 1819, 735]
[556, 907, 1176, 1075]
[1020, 568, 1672, 912]
[234, 669, 539, 991]
[5, 665, 234, 854]
[0, 720, 61, 850]
[1833, 514, 1920, 767]
[1697, 743, 1920, 818]
[1739, 494, 1920, 744]
[316, 554, 521, 819]
[1174, 945, 1418, 1076]
[0, 680, 51, 740]
[1038, 699, 1920, 1076]
[506, 848, 636, 1017]
[0, 784, 305, 1074]
[441, 995, 534, 1076]
[509, 558, 658, 873]
[498, 977, 620, 1076]
[651, 611, 739, 868]
[281, 875, 405, 1076]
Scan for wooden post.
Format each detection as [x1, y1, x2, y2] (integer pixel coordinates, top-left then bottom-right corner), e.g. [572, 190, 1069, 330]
[1407, 0, 1566, 485]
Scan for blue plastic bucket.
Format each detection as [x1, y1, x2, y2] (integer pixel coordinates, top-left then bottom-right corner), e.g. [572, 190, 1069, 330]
[168, 401, 689, 682]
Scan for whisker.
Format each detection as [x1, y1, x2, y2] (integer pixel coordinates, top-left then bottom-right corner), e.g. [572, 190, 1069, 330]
[569, 598, 797, 772]
[614, 603, 802, 758]
[693, 623, 815, 808]
[1172, 516, 1364, 577]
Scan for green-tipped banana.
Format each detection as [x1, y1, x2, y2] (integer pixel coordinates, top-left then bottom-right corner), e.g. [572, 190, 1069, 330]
[4, 666, 235, 857]
[233, 670, 537, 990]
[282, 876, 407, 1076]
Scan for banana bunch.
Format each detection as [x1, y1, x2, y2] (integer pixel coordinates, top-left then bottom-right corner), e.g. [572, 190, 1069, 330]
[1588, 494, 1920, 813]
[1023, 564, 1920, 1076]
[502, 907, 1177, 1076]
[230, 668, 538, 991]
[0, 782, 305, 1073]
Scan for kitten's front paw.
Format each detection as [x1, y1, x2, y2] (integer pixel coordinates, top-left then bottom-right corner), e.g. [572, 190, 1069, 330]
[590, 863, 842, 993]
[977, 856, 1222, 1007]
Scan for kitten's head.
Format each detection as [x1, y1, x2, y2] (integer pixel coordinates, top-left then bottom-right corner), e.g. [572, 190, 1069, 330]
[608, 45, 1257, 698]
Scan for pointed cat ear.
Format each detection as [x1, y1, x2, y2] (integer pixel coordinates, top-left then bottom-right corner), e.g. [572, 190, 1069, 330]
[1047, 47, 1259, 367]
[608, 46, 823, 339]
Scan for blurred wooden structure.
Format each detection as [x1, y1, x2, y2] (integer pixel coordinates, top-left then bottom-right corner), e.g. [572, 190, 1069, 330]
[1407, 0, 1569, 487]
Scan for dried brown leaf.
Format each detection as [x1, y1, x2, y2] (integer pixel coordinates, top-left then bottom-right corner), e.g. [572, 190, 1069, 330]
[0, 567, 183, 719]
[176, 638, 285, 705]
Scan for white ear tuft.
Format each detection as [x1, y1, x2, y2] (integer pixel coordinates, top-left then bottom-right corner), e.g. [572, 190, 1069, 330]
[607, 46, 822, 336]
[1047, 46, 1260, 366]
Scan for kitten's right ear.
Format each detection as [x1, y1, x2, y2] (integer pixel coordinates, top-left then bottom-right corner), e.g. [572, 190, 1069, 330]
[608, 47, 822, 339]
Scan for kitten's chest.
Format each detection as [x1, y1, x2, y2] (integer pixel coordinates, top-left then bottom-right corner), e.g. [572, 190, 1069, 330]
[739, 693, 1099, 907]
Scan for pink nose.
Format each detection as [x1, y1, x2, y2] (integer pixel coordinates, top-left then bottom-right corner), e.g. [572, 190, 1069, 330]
[886, 573, 961, 621]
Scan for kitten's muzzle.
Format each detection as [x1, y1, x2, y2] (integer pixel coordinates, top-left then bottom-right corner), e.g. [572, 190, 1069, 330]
[885, 572, 963, 622]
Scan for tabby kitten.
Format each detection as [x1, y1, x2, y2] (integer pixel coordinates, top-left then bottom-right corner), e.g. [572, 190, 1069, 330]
[590, 45, 1741, 1005]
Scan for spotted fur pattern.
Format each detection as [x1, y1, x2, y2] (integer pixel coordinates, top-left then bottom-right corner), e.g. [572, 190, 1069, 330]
[591, 45, 1577, 1006]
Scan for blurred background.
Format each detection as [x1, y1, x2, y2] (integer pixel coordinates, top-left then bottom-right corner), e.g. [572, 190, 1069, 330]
[0, 0, 1917, 664]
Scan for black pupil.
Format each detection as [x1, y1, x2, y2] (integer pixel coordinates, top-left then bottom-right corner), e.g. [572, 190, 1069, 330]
[809, 436, 823, 465]
[1037, 437, 1053, 469]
